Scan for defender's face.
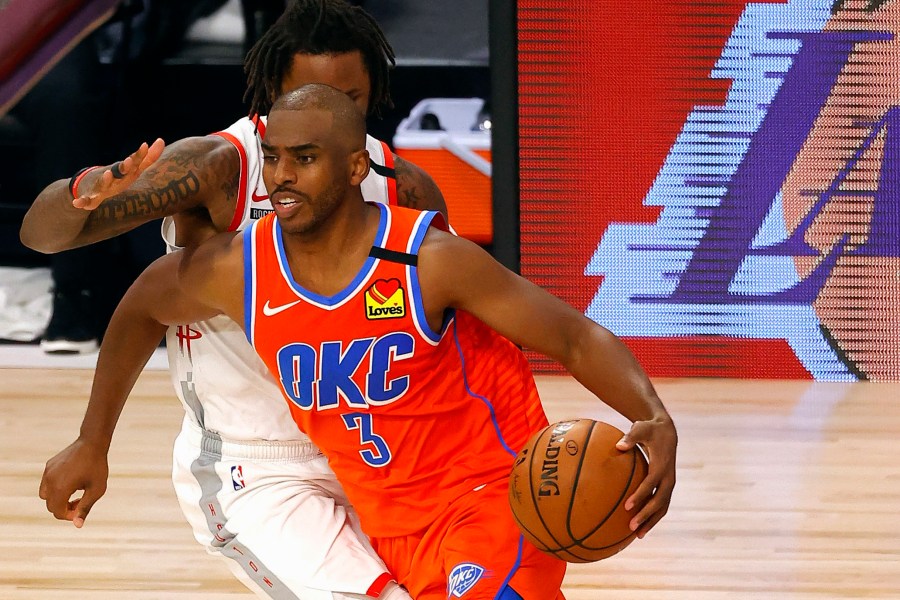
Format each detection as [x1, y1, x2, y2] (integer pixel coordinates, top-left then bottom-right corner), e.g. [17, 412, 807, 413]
[261, 108, 349, 234]
[279, 51, 372, 116]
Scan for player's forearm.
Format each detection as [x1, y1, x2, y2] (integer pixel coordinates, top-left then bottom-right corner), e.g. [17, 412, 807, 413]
[21, 137, 219, 253]
[20, 178, 98, 253]
[20, 167, 155, 253]
[566, 326, 671, 425]
[78, 301, 168, 450]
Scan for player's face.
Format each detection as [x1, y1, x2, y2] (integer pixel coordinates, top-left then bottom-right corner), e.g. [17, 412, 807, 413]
[261, 108, 351, 235]
[279, 51, 372, 116]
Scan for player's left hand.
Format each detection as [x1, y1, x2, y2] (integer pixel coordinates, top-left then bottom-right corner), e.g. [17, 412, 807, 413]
[72, 138, 165, 210]
[616, 416, 677, 538]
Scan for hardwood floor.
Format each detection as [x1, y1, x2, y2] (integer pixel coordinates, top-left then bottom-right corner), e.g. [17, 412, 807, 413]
[1, 369, 897, 599]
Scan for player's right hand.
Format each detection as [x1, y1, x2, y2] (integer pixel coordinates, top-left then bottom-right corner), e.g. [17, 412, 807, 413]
[72, 138, 165, 210]
[38, 438, 110, 528]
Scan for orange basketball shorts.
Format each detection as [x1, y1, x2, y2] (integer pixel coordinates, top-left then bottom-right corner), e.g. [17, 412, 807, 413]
[370, 478, 567, 599]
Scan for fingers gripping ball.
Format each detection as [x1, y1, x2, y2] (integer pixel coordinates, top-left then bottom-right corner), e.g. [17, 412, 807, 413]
[508, 419, 648, 563]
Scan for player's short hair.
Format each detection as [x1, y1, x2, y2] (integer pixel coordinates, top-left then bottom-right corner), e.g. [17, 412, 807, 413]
[244, 0, 395, 118]
[272, 84, 368, 153]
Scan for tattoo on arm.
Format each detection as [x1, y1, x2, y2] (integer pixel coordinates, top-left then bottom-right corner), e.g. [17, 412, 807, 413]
[394, 157, 447, 216]
[79, 139, 232, 236]
[398, 170, 424, 209]
[221, 169, 239, 202]
[85, 171, 201, 227]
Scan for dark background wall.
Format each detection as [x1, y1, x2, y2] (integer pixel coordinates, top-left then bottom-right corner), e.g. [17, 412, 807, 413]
[0, 0, 490, 266]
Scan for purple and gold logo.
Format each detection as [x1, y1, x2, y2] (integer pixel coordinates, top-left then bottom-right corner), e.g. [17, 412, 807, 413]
[588, 1, 900, 380]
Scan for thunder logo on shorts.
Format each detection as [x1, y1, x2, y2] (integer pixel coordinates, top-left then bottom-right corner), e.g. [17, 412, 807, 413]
[448, 563, 485, 597]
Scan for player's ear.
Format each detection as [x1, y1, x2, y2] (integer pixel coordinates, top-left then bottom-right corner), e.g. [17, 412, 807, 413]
[349, 149, 370, 186]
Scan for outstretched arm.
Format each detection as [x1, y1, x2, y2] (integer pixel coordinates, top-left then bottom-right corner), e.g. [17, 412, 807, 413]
[393, 155, 449, 219]
[38, 255, 172, 526]
[418, 230, 677, 539]
[20, 135, 240, 253]
[38, 235, 242, 527]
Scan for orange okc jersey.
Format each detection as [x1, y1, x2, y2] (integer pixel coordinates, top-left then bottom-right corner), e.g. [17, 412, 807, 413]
[245, 204, 549, 537]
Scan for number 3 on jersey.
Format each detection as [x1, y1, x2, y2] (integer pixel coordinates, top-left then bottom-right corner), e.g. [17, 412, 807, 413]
[341, 412, 392, 467]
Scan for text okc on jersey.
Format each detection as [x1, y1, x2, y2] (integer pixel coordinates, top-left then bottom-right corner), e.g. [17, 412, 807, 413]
[275, 332, 415, 410]
[448, 563, 485, 598]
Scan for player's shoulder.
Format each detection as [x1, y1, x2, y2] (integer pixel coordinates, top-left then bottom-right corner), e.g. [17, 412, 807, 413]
[385, 204, 447, 232]
[176, 230, 242, 284]
[149, 135, 241, 209]
[417, 217, 463, 258]
[218, 114, 265, 136]
[212, 114, 265, 156]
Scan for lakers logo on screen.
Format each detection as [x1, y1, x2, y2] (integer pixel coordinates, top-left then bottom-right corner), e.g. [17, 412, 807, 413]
[586, 0, 900, 380]
[365, 278, 406, 320]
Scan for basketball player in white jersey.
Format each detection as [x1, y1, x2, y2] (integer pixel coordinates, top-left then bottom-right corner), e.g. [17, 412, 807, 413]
[26, 2, 445, 598]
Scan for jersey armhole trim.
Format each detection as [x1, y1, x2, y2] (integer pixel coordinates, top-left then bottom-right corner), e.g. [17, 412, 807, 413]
[380, 141, 398, 206]
[242, 223, 256, 346]
[213, 131, 249, 232]
[407, 210, 450, 344]
[250, 113, 266, 137]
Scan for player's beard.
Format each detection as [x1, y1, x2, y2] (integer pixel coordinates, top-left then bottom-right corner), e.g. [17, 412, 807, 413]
[279, 179, 347, 236]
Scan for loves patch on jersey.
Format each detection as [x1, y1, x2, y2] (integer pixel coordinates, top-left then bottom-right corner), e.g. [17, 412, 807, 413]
[365, 278, 406, 320]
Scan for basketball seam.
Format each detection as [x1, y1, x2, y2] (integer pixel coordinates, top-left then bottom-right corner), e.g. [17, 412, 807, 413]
[569, 446, 637, 545]
[552, 426, 639, 561]
[512, 420, 646, 563]
[560, 447, 642, 559]
[526, 424, 571, 553]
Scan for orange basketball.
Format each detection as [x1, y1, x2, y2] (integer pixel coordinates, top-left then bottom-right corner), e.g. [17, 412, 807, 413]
[508, 419, 648, 563]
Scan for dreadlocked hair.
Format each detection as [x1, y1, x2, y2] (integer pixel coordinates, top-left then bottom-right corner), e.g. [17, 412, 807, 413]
[243, 0, 395, 118]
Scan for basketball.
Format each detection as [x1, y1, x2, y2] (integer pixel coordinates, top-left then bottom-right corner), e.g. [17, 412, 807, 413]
[508, 419, 648, 563]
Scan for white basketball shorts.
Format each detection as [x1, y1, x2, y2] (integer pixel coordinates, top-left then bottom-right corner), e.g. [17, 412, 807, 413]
[171, 418, 401, 599]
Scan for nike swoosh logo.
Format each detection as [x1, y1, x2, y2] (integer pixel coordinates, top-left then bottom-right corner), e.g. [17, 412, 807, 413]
[262, 299, 302, 316]
[251, 191, 269, 202]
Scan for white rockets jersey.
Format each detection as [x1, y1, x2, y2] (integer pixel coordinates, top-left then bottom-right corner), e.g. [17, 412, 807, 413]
[163, 114, 398, 441]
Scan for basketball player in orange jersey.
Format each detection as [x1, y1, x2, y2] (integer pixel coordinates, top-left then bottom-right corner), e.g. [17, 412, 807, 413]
[104, 83, 678, 599]
[30, 2, 443, 598]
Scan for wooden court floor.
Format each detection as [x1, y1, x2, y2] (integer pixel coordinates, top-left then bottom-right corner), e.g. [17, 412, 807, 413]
[1, 369, 898, 599]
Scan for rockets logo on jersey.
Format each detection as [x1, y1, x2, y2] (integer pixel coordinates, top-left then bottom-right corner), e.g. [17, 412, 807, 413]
[175, 325, 202, 360]
[365, 278, 406, 320]
[275, 332, 415, 411]
[585, 1, 900, 380]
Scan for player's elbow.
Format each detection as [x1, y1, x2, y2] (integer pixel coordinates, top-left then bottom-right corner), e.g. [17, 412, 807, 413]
[556, 321, 603, 374]
[19, 223, 66, 254]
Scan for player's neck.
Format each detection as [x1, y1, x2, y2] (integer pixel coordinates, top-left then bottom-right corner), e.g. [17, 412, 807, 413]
[281, 199, 379, 296]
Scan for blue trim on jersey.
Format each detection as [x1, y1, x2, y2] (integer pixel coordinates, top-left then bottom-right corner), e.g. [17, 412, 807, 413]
[494, 536, 525, 600]
[407, 210, 445, 342]
[452, 319, 517, 457]
[408, 210, 438, 254]
[273, 203, 388, 306]
[242, 224, 255, 345]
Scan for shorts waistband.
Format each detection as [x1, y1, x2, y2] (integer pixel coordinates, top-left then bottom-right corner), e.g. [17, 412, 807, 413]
[182, 420, 323, 462]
